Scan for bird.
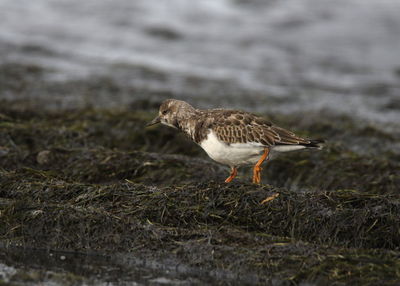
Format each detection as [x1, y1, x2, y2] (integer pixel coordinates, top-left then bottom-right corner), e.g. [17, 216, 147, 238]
[146, 99, 324, 184]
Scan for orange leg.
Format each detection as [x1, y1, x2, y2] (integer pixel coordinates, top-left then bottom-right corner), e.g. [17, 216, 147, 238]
[225, 167, 238, 183]
[252, 148, 270, 184]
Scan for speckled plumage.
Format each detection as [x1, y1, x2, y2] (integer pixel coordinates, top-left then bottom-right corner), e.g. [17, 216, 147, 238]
[147, 99, 324, 183]
[153, 99, 321, 148]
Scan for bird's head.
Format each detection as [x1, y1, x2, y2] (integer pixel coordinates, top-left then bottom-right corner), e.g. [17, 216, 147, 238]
[146, 99, 195, 129]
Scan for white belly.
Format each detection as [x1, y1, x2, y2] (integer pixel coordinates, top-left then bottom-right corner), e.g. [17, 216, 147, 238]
[199, 130, 308, 167]
[199, 130, 264, 167]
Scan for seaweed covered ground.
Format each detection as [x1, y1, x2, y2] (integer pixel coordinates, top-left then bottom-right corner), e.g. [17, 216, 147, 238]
[1, 88, 400, 285]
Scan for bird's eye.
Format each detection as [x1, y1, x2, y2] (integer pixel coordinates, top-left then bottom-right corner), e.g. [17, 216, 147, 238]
[162, 110, 168, 115]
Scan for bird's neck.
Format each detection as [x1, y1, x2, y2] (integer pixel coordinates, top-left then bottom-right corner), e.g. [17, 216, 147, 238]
[176, 109, 201, 141]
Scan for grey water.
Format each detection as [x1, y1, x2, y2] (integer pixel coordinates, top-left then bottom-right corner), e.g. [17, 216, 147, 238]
[0, 0, 399, 125]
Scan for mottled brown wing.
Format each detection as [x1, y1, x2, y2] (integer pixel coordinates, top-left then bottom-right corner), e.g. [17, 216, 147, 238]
[270, 126, 311, 145]
[210, 110, 310, 146]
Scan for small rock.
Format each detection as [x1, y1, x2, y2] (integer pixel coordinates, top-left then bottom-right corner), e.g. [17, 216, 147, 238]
[36, 150, 52, 165]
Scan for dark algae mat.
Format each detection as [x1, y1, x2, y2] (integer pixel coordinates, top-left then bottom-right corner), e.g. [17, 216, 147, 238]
[0, 101, 399, 285]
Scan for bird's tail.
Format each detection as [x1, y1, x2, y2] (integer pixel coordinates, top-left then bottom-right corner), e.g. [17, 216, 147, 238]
[302, 139, 325, 150]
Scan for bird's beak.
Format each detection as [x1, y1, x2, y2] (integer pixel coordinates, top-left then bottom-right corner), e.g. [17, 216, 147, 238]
[146, 115, 161, 127]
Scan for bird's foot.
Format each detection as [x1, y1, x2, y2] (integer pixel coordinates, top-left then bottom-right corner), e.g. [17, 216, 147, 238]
[252, 166, 262, 184]
[225, 167, 238, 183]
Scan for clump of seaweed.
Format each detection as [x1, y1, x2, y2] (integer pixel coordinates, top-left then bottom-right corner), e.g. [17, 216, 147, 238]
[1, 175, 400, 284]
[1, 171, 399, 250]
[1, 100, 400, 285]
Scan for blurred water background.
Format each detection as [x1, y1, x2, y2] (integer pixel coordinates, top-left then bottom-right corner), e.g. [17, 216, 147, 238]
[0, 0, 399, 126]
